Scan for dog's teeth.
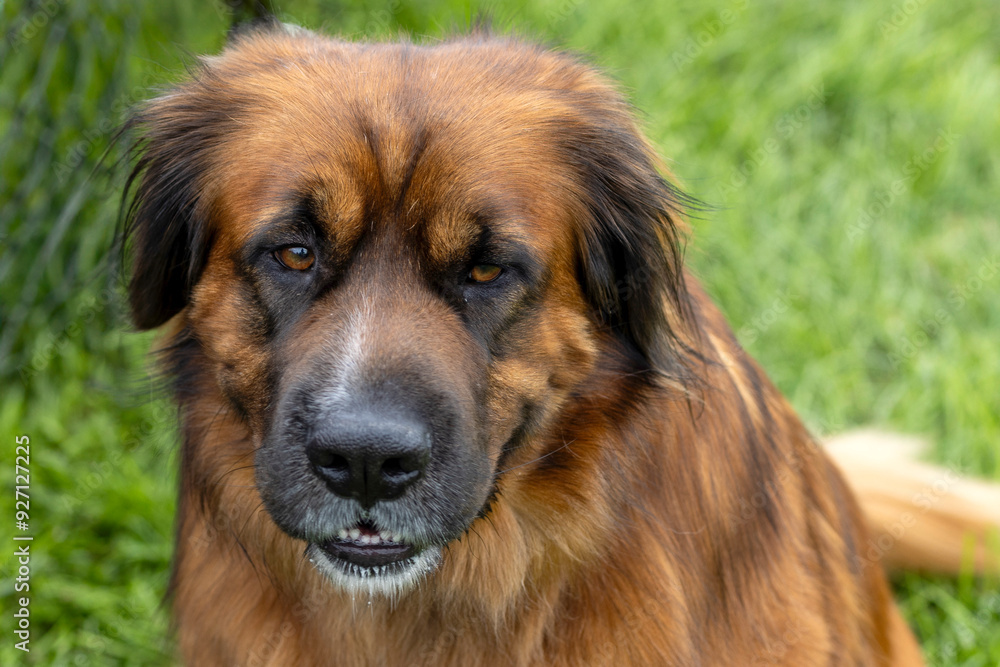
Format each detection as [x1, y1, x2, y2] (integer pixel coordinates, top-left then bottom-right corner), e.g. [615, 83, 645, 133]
[338, 529, 349, 539]
[369, 534, 381, 545]
[359, 535, 371, 545]
[349, 528, 361, 540]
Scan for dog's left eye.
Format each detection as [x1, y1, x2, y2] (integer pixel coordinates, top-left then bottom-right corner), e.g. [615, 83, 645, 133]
[275, 246, 315, 271]
[468, 264, 503, 283]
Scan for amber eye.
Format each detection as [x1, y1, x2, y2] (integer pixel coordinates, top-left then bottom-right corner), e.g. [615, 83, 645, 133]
[469, 264, 502, 283]
[275, 246, 314, 271]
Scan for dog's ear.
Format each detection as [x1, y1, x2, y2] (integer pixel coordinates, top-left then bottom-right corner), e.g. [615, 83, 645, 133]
[120, 74, 227, 330]
[559, 99, 698, 378]
[121, 24, 316, 330]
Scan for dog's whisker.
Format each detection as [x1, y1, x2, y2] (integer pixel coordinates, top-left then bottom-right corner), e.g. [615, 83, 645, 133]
[494, 439, 575, 476]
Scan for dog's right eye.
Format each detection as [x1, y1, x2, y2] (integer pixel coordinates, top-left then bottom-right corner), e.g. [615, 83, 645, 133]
[468, 264, 503, 283]
[275, 246, 315, 271]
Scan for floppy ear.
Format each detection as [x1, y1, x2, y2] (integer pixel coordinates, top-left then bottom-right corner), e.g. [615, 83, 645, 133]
[120, 76, 227, 330]
[559, 102, 698, 378]
[121, 23, 319, 330]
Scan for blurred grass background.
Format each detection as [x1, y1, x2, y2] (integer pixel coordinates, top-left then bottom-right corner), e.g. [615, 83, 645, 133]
[1, 0, 998, 664]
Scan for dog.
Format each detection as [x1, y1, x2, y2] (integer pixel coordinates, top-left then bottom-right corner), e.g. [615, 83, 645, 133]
[121, 23, 997, 666]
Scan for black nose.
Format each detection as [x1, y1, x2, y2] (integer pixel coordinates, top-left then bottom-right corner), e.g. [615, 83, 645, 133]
[306, 414, 431, 507]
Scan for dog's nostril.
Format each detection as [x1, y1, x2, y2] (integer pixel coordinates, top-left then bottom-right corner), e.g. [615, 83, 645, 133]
[316, 452, 349, 472]
[310, 449, 332, 467]
[309, 447, 347, 470]
[381, 456, 419, 478]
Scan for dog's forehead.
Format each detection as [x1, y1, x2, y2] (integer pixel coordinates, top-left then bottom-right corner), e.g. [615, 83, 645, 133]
[206, 34, 599, 261]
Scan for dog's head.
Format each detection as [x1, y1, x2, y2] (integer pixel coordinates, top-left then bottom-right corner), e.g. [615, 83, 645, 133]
[124, 26, 692, 596]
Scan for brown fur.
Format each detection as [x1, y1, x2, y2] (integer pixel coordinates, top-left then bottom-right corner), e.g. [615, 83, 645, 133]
[122, 26, 928, 666]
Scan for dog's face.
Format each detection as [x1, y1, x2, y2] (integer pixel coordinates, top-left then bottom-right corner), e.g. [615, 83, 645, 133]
[125, 27, 689, 596]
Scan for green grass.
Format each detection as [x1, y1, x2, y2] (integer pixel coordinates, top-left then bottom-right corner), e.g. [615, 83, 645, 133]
[2, 0, 998, 664]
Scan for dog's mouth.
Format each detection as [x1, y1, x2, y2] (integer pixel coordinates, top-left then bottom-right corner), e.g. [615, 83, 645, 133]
[306, 519, 443, 594]
[314, 519, 415, 568]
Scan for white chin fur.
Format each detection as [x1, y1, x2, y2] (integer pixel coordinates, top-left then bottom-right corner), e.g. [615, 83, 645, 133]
[306, 543, 442, 601]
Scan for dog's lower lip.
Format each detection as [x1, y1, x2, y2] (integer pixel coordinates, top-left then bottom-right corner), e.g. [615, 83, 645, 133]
[318, 540, 415, 567]
[316, 523, 416, 568]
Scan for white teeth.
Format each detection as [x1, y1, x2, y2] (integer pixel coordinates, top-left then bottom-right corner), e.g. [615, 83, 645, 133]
[333, 527, 403, 544]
